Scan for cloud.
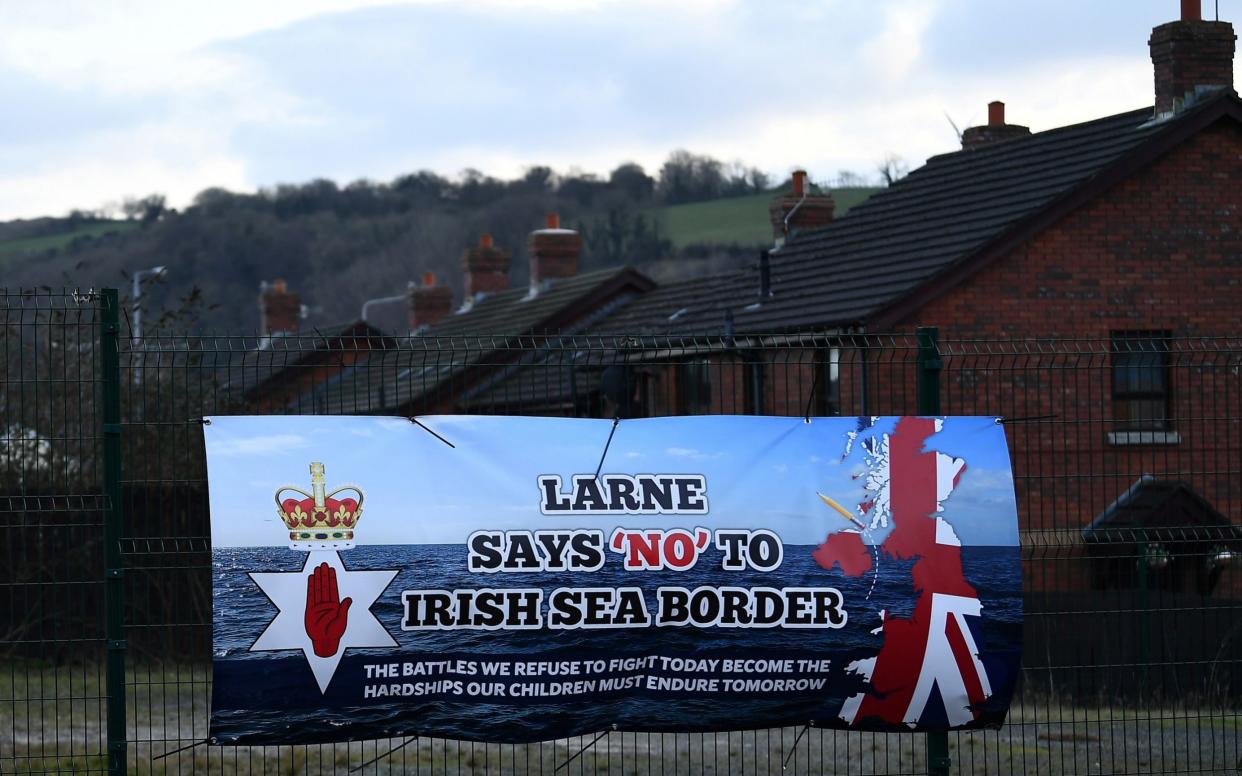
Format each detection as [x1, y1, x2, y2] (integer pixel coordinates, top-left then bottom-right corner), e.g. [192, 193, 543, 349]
[0, 0, 1203, 218]
[666, 446, 720, 461]
[861, 0, 939, 83]
[209, 433, 308, 457]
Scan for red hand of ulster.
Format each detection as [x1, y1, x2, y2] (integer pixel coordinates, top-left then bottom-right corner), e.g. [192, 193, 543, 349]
[304, 562, 352, 658]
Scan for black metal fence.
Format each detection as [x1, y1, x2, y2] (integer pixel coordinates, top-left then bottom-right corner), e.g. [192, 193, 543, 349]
[3, 288, 1241, 774]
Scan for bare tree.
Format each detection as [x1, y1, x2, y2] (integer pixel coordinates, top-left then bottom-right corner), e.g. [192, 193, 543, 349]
[876, 154, 909, 187]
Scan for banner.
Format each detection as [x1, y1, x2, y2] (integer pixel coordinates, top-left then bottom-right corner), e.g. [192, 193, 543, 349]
[206, 415, 1021, 744]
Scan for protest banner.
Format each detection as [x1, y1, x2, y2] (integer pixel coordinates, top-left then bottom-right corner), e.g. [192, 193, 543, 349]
[206, 415, 1021, 744]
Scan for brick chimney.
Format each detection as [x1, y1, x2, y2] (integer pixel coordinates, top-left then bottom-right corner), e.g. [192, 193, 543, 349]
[462, 233, 510, 300]
[528, 213, 582, 289]
[768, 170, 834, 249]
[258, 279, 300, 336]
[1149, 0, 1236, 115]
[407, 271, 453, 330]
[961, 101, 1031, 149]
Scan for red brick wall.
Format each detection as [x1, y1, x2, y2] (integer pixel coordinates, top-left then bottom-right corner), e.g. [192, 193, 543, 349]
[897, 121, 1242, 592]
[247, 337, 384, 412]
[903, 122, 1241, 338]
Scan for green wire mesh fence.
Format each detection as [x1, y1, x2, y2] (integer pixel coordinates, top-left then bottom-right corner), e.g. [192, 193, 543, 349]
[3, 288, 1240, 774]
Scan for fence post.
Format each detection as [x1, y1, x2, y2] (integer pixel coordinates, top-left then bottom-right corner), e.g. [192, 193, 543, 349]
[916, 326, 942, 417]
[101, 289, 128, 776]
[917, 326, 951, 776]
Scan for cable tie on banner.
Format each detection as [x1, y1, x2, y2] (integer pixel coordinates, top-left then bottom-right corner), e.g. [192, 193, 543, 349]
[996, 414, 1057, 424]
[190, 417, 211, 425]
[781, 721, 814, 771]
[153, 738, 209, 760]
[409, 417, 455, 448]
[593, 417, 620, 481]
[554, 725, 616, 773]
[349, 736, 419, 773]
[803, 365, 822, 424]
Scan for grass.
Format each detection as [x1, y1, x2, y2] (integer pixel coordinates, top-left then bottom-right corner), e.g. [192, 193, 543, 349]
[0, 220, 137, 270]
[651, 187, 881, 250]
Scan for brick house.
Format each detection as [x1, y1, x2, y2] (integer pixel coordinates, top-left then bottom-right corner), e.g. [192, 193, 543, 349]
[220, 279, 392, 412]
[240, 5, 1240, 600]
[300, 215, 656, 415]
[560, 4, 1242, 597]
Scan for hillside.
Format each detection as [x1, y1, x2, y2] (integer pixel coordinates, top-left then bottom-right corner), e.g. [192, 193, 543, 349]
[0, 180, 880, 333]
[654, 187, 879, 249]
[0, 220, 137, 272]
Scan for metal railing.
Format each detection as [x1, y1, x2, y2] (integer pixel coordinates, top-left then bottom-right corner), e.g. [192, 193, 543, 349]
[3, 288, 1240, 774]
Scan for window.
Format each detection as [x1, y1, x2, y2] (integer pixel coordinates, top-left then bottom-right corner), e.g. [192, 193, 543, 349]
[678, 360, 712, 415]
[1110, 332, 1177, 444]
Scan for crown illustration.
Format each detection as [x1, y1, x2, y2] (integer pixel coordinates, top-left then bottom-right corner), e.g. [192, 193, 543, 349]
[275, 462, 364, 551]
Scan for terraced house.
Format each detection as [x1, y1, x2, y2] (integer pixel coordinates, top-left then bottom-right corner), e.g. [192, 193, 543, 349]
[235, 6, 1241, 622]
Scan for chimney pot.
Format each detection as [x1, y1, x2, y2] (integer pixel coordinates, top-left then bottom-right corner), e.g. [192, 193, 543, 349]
[258, 279, 301, 336]
[768, 173, 834, 248]
[462, 235, 511, 298]
[529, 218, 582, 287]
[408, 275, 453, 329]
[961, 101, 1031, 149]
[1149, 7, 1235, 114]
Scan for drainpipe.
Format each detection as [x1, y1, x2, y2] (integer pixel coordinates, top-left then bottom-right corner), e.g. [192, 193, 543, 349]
[781, 171, 811, 246]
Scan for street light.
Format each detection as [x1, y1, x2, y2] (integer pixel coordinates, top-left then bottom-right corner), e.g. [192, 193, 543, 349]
[132, 265, 167, 346]
[131, 265, 166, 385]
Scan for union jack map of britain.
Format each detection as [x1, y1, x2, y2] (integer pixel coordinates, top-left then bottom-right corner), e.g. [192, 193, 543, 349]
[204, 414, 1021, 744]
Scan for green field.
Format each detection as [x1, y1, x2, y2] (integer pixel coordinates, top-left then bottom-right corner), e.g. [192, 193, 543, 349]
[652, 187, 880, 249]
[0, 220, 136, 270]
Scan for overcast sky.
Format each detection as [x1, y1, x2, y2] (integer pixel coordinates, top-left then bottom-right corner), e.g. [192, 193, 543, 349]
[2, 0, 1235, 220]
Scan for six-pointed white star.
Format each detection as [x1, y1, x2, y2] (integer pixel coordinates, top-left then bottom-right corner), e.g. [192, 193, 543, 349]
[249, 550, 398, 692]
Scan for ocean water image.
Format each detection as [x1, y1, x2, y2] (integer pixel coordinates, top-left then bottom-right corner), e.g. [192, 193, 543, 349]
[211, 542, 1022, 744]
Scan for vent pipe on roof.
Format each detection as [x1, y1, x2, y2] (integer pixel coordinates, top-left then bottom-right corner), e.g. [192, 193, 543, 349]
[759, 250, 772, 298]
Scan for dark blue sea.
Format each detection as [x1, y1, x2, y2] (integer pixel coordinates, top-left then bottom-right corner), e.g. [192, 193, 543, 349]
[211, 543, 1021, 744]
